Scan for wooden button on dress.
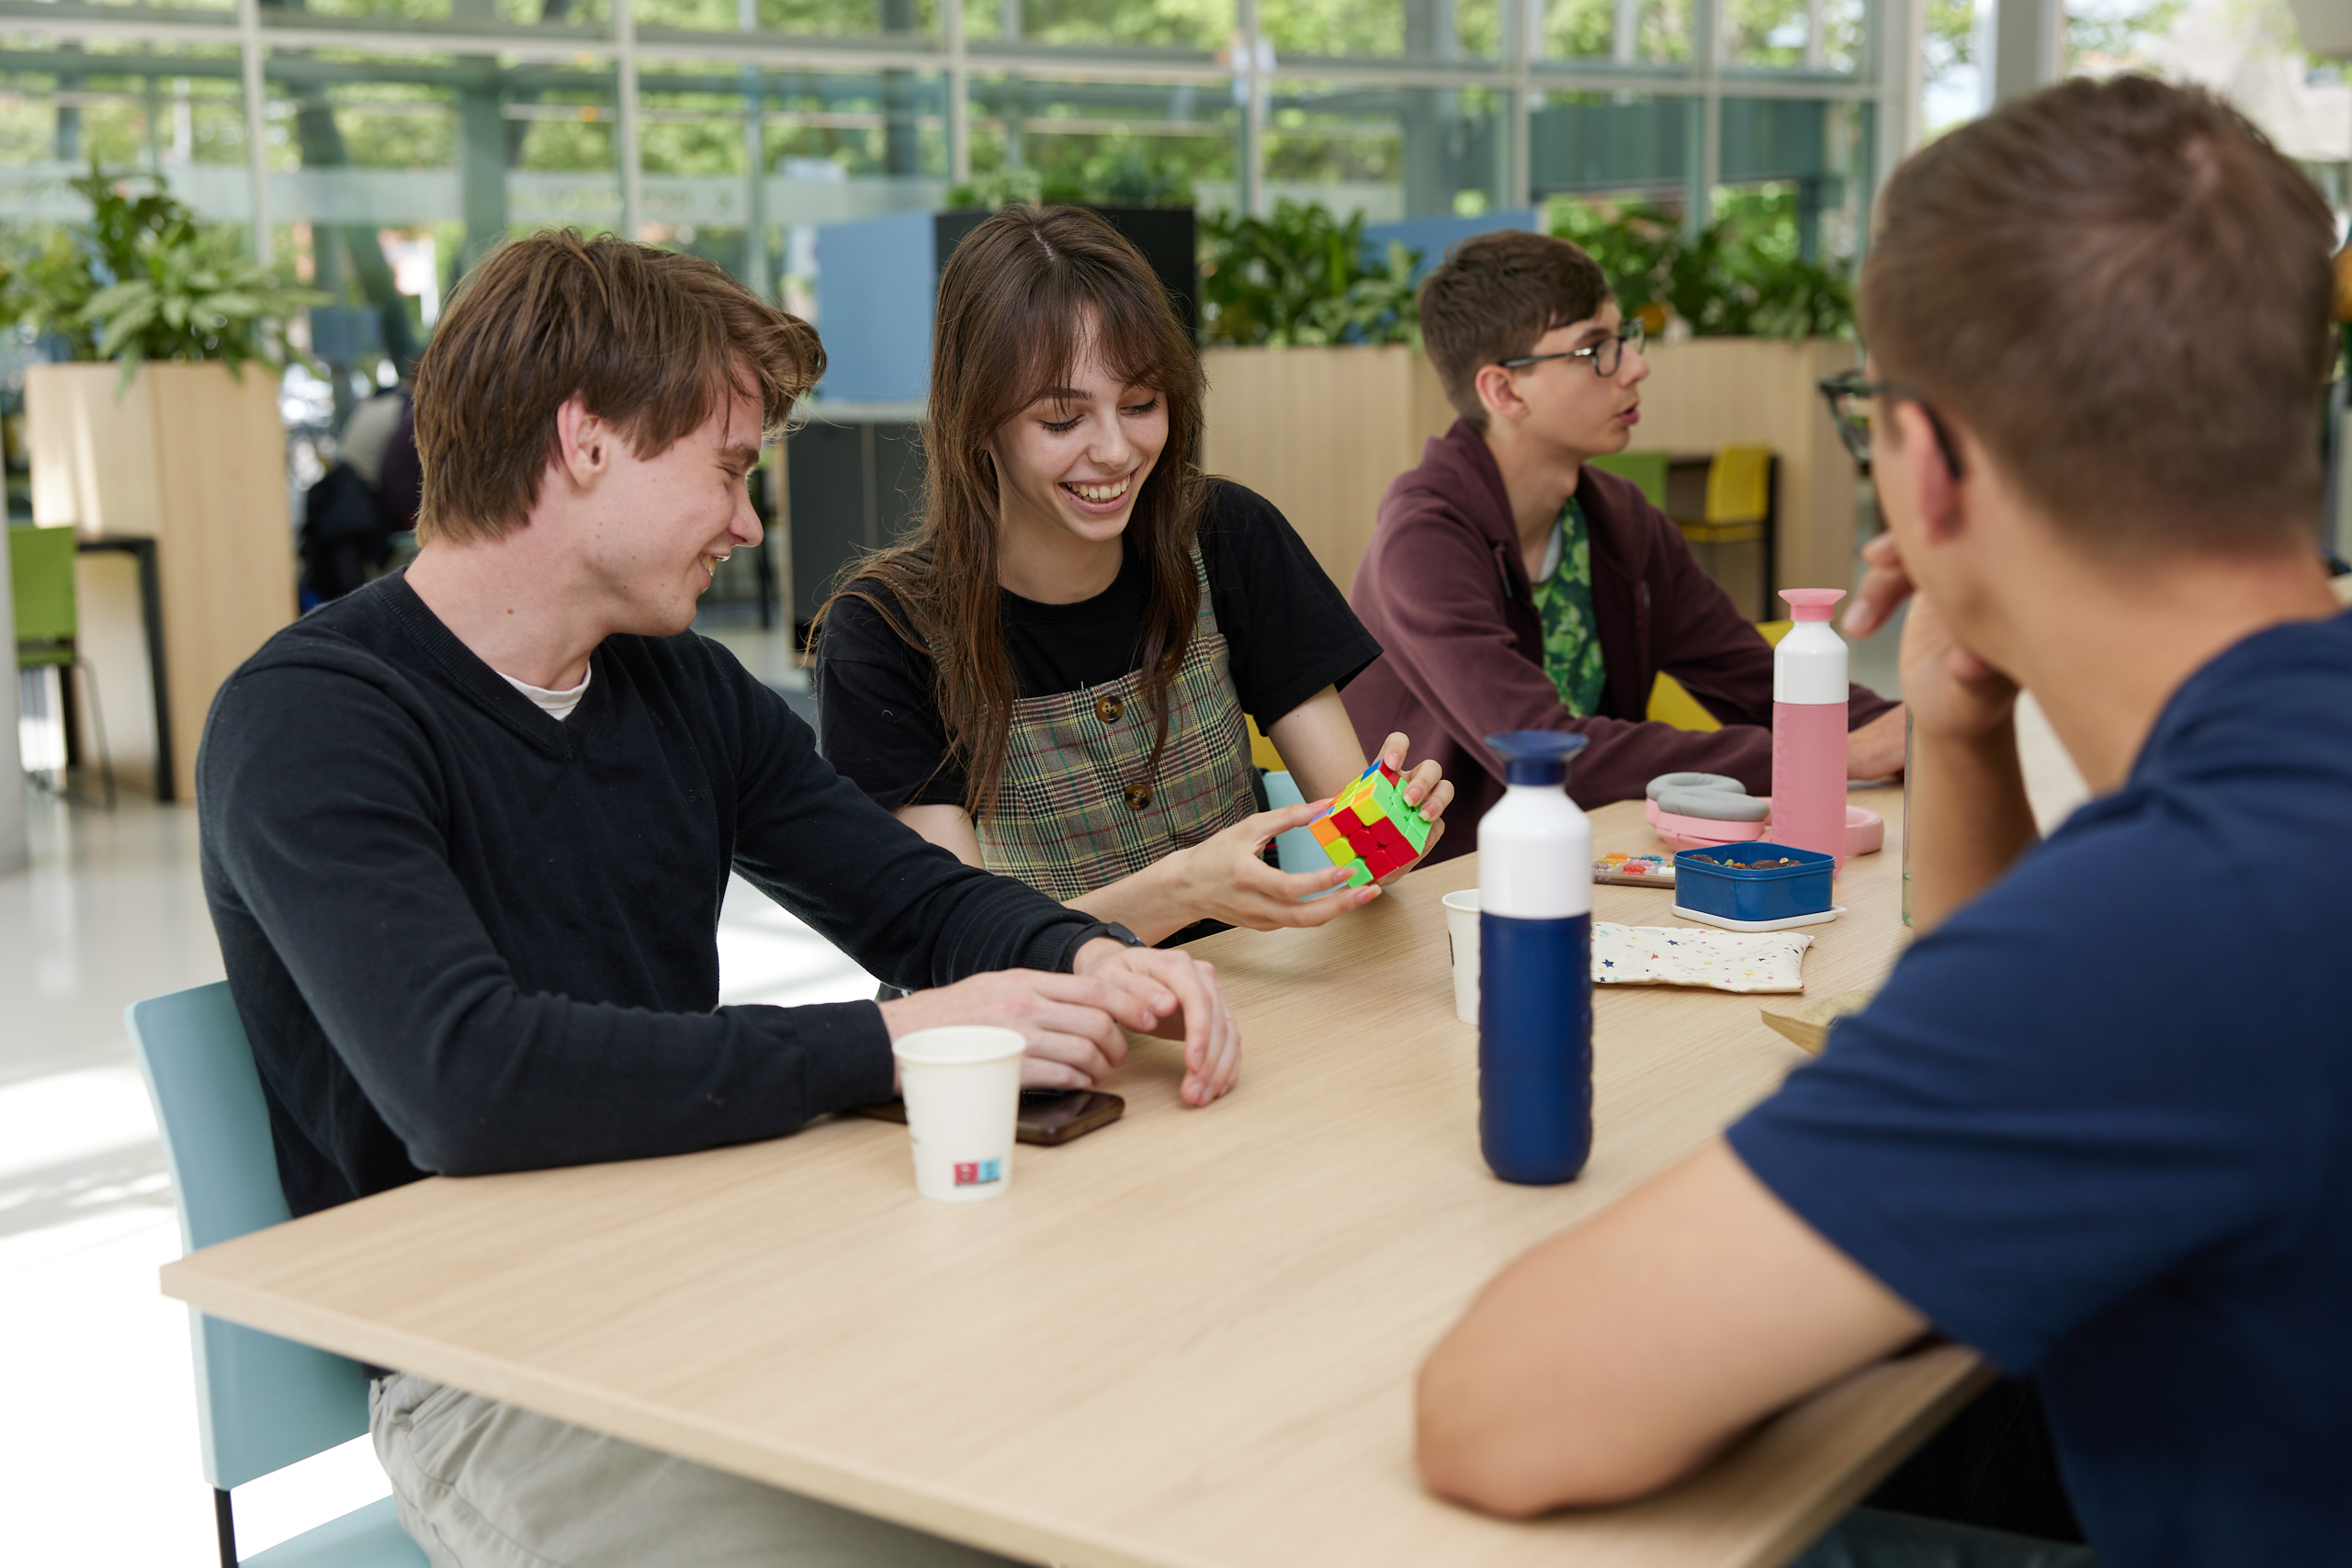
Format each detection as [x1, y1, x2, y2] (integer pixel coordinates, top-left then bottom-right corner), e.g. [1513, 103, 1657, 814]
[1123, 784, 1152, 811]
[1094, 694, 1125, 724]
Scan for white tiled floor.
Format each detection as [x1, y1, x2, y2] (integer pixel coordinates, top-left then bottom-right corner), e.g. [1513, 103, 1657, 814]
[0, 670, 880, 1563]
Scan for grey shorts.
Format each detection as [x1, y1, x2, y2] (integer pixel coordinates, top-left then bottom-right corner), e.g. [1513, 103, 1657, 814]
[369, 1373, 1023, 1568]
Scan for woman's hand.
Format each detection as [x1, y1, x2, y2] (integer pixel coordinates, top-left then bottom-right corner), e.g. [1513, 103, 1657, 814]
[1172, 802, 1383, 931]
[1369, 730, 1453, 879]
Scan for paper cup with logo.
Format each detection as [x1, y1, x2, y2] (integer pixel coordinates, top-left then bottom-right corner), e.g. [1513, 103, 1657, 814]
[891, 1026, 1025, 1202]
[1442, 890, 1480, 1025]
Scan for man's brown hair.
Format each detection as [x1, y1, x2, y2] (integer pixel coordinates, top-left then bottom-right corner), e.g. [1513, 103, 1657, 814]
[1861, 75, 2335, 554]
[411, 231, 825, 544]
[1419, 231, 1611, 429]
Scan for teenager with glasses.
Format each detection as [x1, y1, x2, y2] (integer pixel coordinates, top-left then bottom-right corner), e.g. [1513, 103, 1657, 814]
[1345, 230, 1905, 855]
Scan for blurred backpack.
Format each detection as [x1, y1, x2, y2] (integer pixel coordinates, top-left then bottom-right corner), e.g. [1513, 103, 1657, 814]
[299, 461, 391, 605]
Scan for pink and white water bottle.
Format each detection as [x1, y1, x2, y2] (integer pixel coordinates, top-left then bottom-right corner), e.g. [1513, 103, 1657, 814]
[1770, 589, 1849, 869]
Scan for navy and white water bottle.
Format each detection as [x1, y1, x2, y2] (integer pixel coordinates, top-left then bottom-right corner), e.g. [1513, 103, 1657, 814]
[1477, 731, 1594, 1185]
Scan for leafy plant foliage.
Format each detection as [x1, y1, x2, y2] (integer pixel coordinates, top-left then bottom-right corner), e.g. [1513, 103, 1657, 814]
[945, 152, 1198, 212]
[1197, 201, 1420, 349]
[0, 164, 320, 385]
[1551, 193, 1855, 341]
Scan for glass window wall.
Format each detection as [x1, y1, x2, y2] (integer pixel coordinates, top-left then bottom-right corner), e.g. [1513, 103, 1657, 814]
[1, 1, 1905, 291]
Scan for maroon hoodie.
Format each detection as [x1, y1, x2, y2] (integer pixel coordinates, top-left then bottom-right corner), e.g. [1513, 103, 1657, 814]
[1345, 420, 1898, 863]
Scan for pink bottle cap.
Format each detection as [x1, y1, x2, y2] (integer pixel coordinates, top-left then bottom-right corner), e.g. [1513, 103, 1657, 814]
[1779, 588, 1847, 623]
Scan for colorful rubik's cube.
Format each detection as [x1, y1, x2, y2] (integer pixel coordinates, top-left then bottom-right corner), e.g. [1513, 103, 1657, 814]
[1306, 760, 1434, 887]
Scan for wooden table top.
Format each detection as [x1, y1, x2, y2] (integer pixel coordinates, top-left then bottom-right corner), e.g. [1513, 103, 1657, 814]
[163, 787, 1984, 1568]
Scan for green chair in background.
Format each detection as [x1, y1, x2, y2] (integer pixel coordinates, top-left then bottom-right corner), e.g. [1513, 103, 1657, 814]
[128, 982, 430, 1568]
[10, 524, 114, 807]
[1587, 450, 1670, 511]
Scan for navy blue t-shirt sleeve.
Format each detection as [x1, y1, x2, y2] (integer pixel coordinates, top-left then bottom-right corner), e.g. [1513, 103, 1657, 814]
[1727, 801, 2323, 1372]
[1201, 479, 1383, 728]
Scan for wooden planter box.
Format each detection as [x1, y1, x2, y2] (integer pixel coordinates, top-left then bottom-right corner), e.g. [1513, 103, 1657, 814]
[26, 360, 296, 802]
[1200, 344, 1455, 592]
[1201, 337, 1863, 602]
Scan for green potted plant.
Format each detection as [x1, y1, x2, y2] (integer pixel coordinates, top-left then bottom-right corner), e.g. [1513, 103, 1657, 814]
[1197, 200, 1421, 349]
[10, 164, 319, 803]
[4, 163, 318, 389]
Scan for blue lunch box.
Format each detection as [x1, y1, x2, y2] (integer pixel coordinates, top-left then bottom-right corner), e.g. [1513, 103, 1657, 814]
[1671, 841, 1834, 924]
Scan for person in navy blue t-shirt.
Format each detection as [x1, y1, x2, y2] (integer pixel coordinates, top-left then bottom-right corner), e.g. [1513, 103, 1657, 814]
[1411, 76, 2352, 1568]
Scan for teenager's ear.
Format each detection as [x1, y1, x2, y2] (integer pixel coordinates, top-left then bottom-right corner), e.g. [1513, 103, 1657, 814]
[1475, 363, 1528, 426]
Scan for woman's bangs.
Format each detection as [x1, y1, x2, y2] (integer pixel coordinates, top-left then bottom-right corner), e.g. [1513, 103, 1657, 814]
[995, 267, 1181, 423]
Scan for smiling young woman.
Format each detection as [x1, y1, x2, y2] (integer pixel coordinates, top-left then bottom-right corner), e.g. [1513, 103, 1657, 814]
[814, 204, 1451, 946]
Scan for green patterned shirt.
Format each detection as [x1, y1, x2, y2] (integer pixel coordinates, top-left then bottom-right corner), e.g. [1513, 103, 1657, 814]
[1528, 493, 1608, 716]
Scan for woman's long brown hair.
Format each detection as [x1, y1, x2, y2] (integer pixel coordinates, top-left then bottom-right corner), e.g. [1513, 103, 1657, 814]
[817, 204, 1209, 824]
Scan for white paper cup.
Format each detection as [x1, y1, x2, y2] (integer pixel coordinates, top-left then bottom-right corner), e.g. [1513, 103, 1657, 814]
[891, 1026, 1025, 1202]
[1442, 890, 1480, 1025]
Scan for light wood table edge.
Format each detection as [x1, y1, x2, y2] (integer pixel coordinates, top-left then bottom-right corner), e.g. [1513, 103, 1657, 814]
[164, 1246, 1987, 1568]
[1724, 1348, 1993, 1568]
[161, 1254, 1194, 1568]
[160, 790, 1979, 1568]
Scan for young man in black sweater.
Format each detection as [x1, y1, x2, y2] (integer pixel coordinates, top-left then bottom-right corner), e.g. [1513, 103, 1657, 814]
[198, 231, 1238, 1567]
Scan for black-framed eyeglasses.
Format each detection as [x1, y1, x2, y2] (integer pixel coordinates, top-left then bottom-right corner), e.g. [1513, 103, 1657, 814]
[1502, 318, 1647, 379]
[1817, 371, 1965, 479]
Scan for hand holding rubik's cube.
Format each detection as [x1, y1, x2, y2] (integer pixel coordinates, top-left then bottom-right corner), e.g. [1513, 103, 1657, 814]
[1306, 760, 1436, 887]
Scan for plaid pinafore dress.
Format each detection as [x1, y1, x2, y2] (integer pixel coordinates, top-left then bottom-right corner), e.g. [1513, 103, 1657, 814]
[977, 550, 1258, 899]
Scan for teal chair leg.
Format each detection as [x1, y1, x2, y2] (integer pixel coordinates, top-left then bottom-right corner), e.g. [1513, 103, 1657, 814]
[128, 984, 428, 1568]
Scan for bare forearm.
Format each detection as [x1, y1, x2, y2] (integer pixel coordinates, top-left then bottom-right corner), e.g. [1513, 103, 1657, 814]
[1905, 721, 2037, 934]
[1068, 853, 1199, 947]
[1416, 1143, 1925, 1517]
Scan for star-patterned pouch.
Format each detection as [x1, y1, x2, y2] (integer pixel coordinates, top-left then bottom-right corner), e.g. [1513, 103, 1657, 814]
[1590, 922, 1812, 993]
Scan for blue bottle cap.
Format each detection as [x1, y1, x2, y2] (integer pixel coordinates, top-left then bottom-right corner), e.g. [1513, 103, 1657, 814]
[1486, 730, 1589, 786]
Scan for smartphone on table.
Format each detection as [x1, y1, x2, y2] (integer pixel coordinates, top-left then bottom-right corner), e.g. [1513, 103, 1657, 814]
[847, 1089, 1125, 1147]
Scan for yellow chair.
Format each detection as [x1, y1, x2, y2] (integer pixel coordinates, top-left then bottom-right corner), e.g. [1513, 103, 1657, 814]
[1246, 714, 1283, 772]
[1669, 446, 1779, 622]
[1705, 446, 1773, 529]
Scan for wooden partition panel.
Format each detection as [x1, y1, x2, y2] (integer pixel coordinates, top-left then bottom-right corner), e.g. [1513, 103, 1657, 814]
[27, 362, 296, 802]
[1200, 344, 1455, 592]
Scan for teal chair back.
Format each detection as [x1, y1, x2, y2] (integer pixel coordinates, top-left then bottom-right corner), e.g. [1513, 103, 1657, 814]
[128, 983, 428, 1566]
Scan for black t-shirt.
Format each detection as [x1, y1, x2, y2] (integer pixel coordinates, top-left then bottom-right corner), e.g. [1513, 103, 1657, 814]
[817, 479, 1380, 810]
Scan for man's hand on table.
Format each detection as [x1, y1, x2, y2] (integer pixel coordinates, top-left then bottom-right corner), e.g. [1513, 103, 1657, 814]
[1845, 704, 1908, 781]
[874, 945, 1239, 1107]
[877, 970, 1135, 1094]
[1072, 939, 1239, 1107]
